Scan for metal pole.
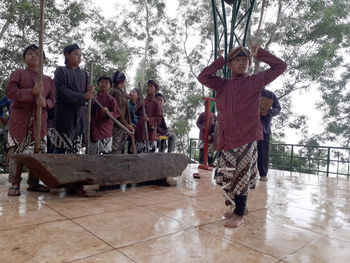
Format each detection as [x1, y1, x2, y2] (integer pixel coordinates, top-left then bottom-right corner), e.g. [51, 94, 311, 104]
[34, 0, 45, 154]
[242, 0, 256, 46]
[138, 83, 150, 153]
[85, 61, 93, 154]
[210, 0, 218, 108]
[123, 86, 137, 154]
[189, 138, 192, 160]
[290, 145, 294, 172]
[326, 147, 330, 177]
[221, 0, 228, 77]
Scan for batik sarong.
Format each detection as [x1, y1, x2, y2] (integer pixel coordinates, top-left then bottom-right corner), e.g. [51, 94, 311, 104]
[136, 140, 157, 153]
[112, 125, 128, 154]
[7, 118, 47, 154]
[89, 137, 112, 154]
[216, 141, 258, 208]
[47, 128, 82, 154]
[7, 118, 46, 184]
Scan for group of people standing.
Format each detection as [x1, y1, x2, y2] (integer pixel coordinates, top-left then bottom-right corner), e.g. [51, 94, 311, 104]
[5, 43, 175, 196]
[3, 41, 287, 230]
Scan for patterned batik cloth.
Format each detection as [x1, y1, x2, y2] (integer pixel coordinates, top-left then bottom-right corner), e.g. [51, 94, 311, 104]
[47, 128, 83, 154]
[89, 137, 112, 154]
[7, 118, 47, 154]
[198, 140, 215, 154]
[216, 141, 258, 209]
[112, 125, 128, 154]
[136, 140, 157, 153]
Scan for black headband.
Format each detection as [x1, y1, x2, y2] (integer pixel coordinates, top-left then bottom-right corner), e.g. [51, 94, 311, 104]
[23, 44, 46, 60]
[63, 44, 80, 54]
[97, 75, 113, 86]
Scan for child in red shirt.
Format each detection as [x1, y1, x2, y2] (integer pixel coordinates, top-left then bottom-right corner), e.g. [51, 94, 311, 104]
[89, 75, 120, 154]
[6, 44, 56, 196]
[198, 46, 287, 228]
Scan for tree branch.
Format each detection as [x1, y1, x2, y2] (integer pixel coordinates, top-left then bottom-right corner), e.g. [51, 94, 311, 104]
[140, 0, 150, 92]
[183, 23, 198, 79]
[265, 0, 282, 49]
[0, 0, 17, 41]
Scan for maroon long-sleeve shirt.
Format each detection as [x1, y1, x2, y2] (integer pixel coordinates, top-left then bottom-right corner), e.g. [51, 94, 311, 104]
[90, 92, 120, 142]
[6, 68, 56, 143]
[197, 48, 287, 151]
[196, 112, 216, 141]
[135, 95, 163, 142]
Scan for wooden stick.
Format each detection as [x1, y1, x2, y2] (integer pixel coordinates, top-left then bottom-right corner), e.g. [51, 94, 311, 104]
[34, 0, 45, 154]
[85, 61, 93, 154]
[139, 83, 150, 153]
[93, 98, 133, 136]
[123, 86, 137, 154]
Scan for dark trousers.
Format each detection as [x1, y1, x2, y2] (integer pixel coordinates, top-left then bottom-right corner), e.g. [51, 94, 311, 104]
[234, 195, 247, 216]
[257, 132, 270, 178]
[159, 132, 176, 153]
[199, 148, 214, 165]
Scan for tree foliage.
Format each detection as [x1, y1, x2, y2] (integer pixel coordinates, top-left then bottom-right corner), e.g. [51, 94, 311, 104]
[1, 0, 349, 153]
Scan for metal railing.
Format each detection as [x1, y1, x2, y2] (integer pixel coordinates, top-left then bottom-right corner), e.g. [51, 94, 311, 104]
[188, 138, 350, 178]
[270, 143, 350, 178]
[189, 138, 201, 162]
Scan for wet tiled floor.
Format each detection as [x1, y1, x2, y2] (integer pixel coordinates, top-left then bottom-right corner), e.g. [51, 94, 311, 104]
[0, 166, 349, 263]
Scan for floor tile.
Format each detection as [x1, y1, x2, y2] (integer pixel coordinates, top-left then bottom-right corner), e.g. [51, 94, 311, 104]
[120, 228, 277, 263]
[252, 205, 346, 234]
[44, 195, 137, 218]
[200, 215, 320, 258]
[73, 207, 186, 248]
[0, 200, 65, 231]
[115, 189, 190, 206]
[284, 236, 350, 263]
[68, 250, 135, 262]
[145, 198, 227, 227]
[328, 222, 350, 242]
[0, 220, 110, 263]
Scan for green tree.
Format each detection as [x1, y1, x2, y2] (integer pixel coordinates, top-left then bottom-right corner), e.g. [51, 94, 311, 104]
[0, 0, 93, 89]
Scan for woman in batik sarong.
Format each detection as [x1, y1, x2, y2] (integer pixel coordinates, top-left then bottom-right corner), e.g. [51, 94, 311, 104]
[110, 70, 134, 153]
[49, 44, 95, 154]
[197, 46, 287, 228]
[6, 44, 56, 196]
[89, 75, 120, 154]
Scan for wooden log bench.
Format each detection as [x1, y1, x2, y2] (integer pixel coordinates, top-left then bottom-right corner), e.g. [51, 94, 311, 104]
[12, 153, 190, 196]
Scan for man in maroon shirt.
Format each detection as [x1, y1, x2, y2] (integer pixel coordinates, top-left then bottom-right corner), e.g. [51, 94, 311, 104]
[198, 45, 287, 228]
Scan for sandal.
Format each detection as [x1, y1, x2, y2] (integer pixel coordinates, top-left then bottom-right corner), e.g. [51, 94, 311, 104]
[27, 184, 50, 193]
[8, 187, 21, 196]
[193, 173, 201, 179]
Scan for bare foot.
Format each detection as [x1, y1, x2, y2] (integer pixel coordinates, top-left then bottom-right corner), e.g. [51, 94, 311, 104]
[223, 211, 234, 218]
[224, 214, 244, 228]
[224, 214, 243, 228]
[223, 207, 250, 218]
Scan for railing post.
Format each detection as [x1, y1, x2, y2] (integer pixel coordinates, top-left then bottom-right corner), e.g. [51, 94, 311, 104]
[189, 139, 193, 160]
[326, 147, 331, 177]
[290, 145, 294, 172]
[336, 152, 340, 177]
[348, 149, 350, 178]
